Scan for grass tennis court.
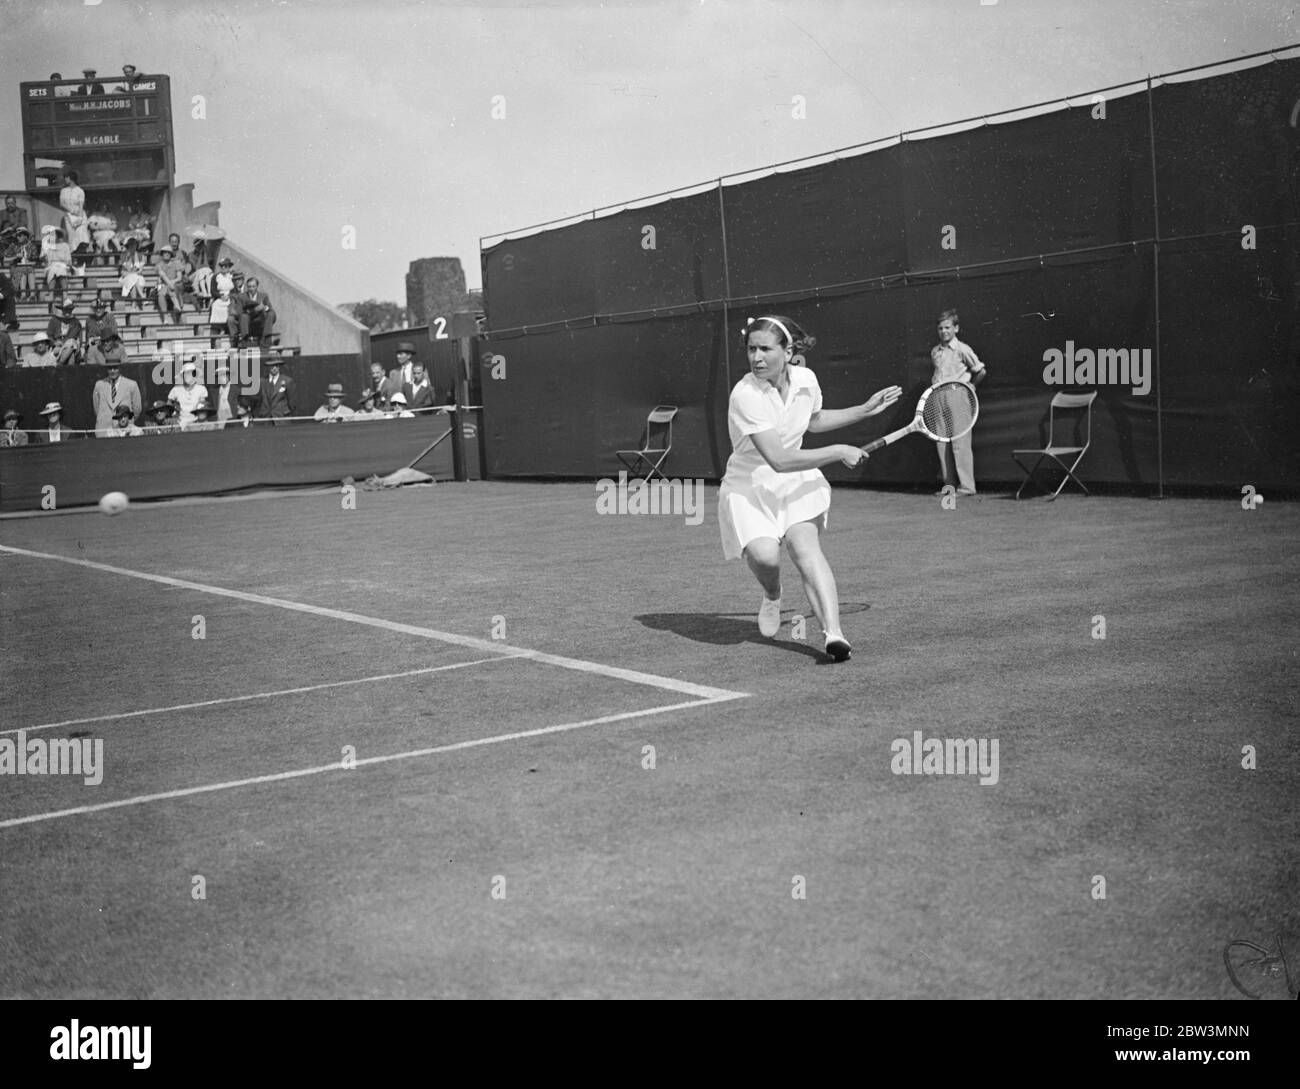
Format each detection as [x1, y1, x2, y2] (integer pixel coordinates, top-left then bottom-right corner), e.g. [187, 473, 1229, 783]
[0, 482, 1295, 998]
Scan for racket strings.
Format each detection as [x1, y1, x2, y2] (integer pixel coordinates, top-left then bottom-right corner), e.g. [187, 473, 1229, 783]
[923, 384, 977, 440]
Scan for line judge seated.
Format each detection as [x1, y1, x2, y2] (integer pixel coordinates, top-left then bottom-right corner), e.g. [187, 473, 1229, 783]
[185, 399, 221, 433]
[349, 387, 385, 421]
[107, 402, 143, 437]
[385, 392, 415, 419]
[142, 399, 178, 435]
[32, 402, 81, 443]
[313, 383, 354, 423]
[1, 408, 29, 447]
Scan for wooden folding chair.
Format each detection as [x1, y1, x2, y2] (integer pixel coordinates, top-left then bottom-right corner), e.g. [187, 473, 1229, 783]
[1012, 392, 1097, 500]
[616, 405, 678, 481]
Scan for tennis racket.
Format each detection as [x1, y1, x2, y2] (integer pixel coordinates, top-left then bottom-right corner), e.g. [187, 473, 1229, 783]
[861, 380, 979, 453]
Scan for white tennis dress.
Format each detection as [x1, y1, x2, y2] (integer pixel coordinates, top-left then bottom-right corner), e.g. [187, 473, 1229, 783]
[718, 366, 832, 560]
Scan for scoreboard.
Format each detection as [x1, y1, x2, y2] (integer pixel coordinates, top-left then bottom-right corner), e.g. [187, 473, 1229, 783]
[19, 75, 175, 190]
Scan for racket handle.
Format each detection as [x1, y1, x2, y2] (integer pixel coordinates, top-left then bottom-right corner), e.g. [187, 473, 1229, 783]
[861, 437, 887, 454]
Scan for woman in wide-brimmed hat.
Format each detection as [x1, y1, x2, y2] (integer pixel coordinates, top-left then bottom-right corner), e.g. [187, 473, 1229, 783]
[0, 407, 28, 447]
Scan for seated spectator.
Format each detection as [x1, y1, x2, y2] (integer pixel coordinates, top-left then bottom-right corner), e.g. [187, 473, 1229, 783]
[0, 196, 29, 235]
[191, 250, 213, 308]
[84, 297, 119, 344]
[403, 360, 435, 412]
[154, 246, 184, 324]
[5, 226, 39, 301]
[85, 331, 127, 368]
[186, 399, 221, 432]
[235, 277, 275, 349]
[209, 285, 234, 335]
[142, 399, 178, 435]
[0, 266, 16, 329]
[32, 401, 79, 443]
[168, 235, 194, 303]
[313, 383, 354, 423]
[47, 300, 84, 365]
[386, 392, 415, 419]
[106, 403, 143, 437]
[21, 331, 56, 367]
[92, 358, 141, 435]
[168, 361, 208, 428]
[0, 407, 28, 446]
[213, 256, 237, 298]
[349, 387, 385, 420]
[123, 201, 154, 252]
[119, 238, 148, 308]
[42, 228, 73, 298]
[88, 208, 118, 260]
[256, 358, 295, 422]
[0, 325, 15, 368]
[229, 396, 256, 429]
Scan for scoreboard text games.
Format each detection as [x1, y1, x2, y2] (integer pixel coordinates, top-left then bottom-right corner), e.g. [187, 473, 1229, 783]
[20, 75, 175, 190]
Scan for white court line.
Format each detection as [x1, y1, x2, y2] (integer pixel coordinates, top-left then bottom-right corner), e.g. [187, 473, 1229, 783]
[1, 656, 526, 738]
[0, 545, 747, 702]
[0, 695, 741, 829]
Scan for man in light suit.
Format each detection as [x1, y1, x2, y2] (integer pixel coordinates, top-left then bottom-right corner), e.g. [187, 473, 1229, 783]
[92, 361, 142, 437]
[256, 358, 295, 423]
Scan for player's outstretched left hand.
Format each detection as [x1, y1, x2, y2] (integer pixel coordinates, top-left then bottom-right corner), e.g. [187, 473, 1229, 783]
[864, 385, 903, 415]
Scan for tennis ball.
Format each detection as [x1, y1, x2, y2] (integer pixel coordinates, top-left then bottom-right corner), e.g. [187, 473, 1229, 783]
[1254, 495, 1264, 506]
[99, 491, 130, 516]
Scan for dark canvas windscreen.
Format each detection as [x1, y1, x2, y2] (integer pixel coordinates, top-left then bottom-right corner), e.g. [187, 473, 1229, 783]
[480, 56, 1300, 491]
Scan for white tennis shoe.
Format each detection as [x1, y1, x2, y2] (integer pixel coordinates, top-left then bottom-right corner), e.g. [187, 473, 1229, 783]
[757, 595, 782, 638]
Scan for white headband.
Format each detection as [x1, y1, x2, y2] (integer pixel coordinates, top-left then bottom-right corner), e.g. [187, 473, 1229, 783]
[744, 315, 795, 349]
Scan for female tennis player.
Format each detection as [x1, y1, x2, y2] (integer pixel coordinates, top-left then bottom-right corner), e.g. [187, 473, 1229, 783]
[719, 315, 901, 662]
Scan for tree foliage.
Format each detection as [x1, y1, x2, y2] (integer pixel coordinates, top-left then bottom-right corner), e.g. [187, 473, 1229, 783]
[338, 299, 407, 333]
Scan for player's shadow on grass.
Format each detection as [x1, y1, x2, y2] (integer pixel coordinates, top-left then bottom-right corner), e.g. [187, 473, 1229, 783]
[636, 603, 870, 662]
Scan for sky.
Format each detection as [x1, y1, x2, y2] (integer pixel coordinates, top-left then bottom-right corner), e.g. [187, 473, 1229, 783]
[1, 0, 1295, 308]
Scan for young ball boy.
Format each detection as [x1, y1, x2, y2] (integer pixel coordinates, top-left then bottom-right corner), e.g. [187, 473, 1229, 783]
[930, 308, 987, 496]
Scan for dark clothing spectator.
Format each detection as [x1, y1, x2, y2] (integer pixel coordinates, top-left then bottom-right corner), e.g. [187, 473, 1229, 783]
[0, 199, 29, 234]
[403, 371, 436, 412]
[235, 282, 275, 348]
[0, 271, 16, 327]
[47, 310, 84, 365]
[4, 231, 39, 298]
[76, 70, 107, 96]
[85, 334, 126, 369]
[256, 366, 295, 421]
[84, 307, 120, 345]
[155, 251, 184, 322]
[1, 410, 28, 446]
[0, 329, 16, 368]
